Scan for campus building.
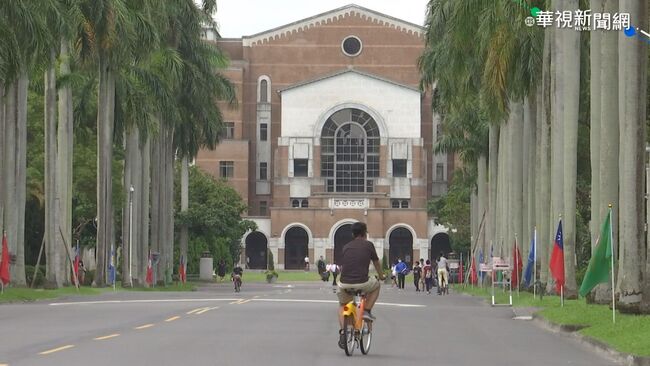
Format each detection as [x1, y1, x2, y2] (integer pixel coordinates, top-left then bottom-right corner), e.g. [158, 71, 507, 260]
[197, 4, 453, 269]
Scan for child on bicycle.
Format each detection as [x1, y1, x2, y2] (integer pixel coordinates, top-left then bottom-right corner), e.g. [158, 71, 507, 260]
[231, 263, 243, 289]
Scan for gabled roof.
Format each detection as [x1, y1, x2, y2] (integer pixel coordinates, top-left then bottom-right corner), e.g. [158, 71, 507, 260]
[242, 4, 425, 47]
[278, 68, 421, 94]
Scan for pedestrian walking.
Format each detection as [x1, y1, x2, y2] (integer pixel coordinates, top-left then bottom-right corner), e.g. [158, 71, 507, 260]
[395, 259, 408, 289]
[330, 263, 339, 286]
[419, 258, 425, 291]
[317, 256, 326, 275]
[217, 259, 226, 281]
[412, 261, 422, 292]
[390, 263, 398, 287]
[304, 255, 310, 271]
[423, 259, 434, 294]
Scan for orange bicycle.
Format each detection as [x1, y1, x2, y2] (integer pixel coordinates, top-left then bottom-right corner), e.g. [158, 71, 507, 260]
[340, 289, 373, 356]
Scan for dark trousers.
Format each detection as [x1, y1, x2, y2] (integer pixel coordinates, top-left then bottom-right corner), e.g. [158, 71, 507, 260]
[397, 273, 405, 289]
[332, 272, 338, 286]
[425, 278, 433, 292]
[413, 275, 421, 291]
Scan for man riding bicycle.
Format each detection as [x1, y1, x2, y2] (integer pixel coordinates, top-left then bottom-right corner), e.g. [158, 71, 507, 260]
[336, 222, 385, 348]
[232, 263, 243, 290]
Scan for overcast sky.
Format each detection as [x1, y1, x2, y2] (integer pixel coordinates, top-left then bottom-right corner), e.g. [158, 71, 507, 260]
[214, 0, 429, 38]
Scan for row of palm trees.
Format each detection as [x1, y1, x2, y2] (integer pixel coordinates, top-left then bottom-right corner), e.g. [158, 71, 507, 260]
[0, 0, 234, 288]
[420, 0, 648, 312]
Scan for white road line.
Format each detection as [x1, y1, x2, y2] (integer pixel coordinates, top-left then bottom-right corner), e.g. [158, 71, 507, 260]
[134, 324, 155, 330]
[94, 334, 120, 341]
[250, 299, 425, 307]
[640, 29, 650, 39]
[39, 345, 74, 355]
[195, 306, 219, 314]
[165, 316, 181, 322]
[49, 298, 242, 306]
[186, 307, 207, 315]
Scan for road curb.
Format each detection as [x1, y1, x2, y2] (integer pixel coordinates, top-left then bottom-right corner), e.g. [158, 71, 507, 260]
[531, 314, 650, 366]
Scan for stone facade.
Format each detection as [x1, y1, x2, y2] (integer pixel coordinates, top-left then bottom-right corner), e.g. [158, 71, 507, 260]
[196, 4, 453, 270]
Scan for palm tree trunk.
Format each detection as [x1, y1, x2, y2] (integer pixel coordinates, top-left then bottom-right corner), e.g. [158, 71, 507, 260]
[3, 82, 18, 280]
[599, 0, 619, 297]
[488, 125, 499, 256]
[164, 126, 175, 283]
[44, 48, 62, 288]
[122, 128, 139, 287]
[496, 124, 505, 255]
[477, 155, 487, 254]
[561, 0, 581, 299]
[180, 155, 189, 272]
[471, 192, 478, 244]
[139, 136, 150, 284]
[95, 59, 116, 287]
[617, 0, 647, 312]
[57, 39, 74, 286]
[1, 81, 5, 235]
[539, 26, 552, 286]
[511, 102, 524, 263]
[150, 130, 161, 284]
[524, 94, 537, 260]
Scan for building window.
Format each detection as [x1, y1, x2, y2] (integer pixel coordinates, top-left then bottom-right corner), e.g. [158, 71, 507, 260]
[259, 162, 267, 181]
[391, 200, 400, 209]
[320, 108, 380, 192]
[260, 123, 268, 141]
[292, 199, 300, 208]
[436, 163, 445, 181]
[223, 122, 234, 139]
[393, 159, 407, 177]
[401, 200, 409, 208]
[301, 199, 309, 208]
[391, 199, 409, 209]
[341, 36, 362, 57]
[260, 79, 268, 103]
[220, 161, 234, 179]
[260, 201, 267, 216]
[294, 159, 308, 177]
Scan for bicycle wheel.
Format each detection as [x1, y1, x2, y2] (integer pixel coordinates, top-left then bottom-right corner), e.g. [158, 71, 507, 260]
[343, 315, 356, 356]
[359, 320, 372, 355]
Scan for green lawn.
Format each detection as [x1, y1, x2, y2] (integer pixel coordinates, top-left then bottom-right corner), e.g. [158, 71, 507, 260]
[456, 285, 650, 357]
[0, 286, 104, 303]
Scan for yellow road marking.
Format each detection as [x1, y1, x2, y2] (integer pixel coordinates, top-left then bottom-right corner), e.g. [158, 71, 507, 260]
[229, 300, 242, 304]
[238, 299, 252, 304]
[186, 307, 206, 315]
[134, 324, 154, 330]
[94, 334, 120, 341]
[39, 345, 74, 355]
[165, 316, 181, 322]
[195, 306, 219, 315]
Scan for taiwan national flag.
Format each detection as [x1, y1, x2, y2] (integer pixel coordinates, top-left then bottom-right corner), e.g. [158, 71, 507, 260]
[179, 255, 186, 284]
[549, 220, 565, 294]
[146, 250, 153, 285]
[0, 232, 10, 286]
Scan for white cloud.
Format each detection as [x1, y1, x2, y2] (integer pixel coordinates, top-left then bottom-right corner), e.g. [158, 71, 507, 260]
[214, 0, 428, 38]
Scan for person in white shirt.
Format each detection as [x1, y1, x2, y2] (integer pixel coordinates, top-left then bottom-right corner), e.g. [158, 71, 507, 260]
[304, 256, 310, 271]
[436, 252, 449, 294]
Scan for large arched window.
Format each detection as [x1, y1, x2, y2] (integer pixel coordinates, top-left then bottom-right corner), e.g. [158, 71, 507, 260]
[260, 79, 268, 102]
[320, 108, 380, 192]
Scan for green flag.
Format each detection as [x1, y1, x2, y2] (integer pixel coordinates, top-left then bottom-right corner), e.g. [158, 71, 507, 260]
[579, 210, 613, 297]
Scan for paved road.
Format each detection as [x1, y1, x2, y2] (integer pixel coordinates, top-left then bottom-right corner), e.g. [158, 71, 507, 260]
[0, 282, 620, 366]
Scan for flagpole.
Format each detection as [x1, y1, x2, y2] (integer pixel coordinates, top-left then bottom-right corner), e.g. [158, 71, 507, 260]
[609, 204, 615, 324]
[515, 233, 519, 297]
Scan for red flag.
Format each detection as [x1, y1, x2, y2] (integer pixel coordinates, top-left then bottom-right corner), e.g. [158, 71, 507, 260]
[179, 255, 186, 284]
[512, 242, 523, 287]
[549, 220, 565, 294]
[72, 242, 80, 284]
[146, 251, 153, 285]
[1, 232, 11, 286]
[470, 257, 478, 285]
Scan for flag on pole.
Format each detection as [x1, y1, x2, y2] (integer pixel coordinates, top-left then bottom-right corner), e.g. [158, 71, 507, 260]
[470, 256, 478, 285]
[512, 240, 523, 287]
[579, 209, 613, 297]
[0, 232, 10, 286]
[523, 232, 536, 288]
[549, 219, 565, 294]
[108, 249, 116, 285]
[478, 248, 484, 280]
[72, 241, 80, 284]
[146, 250, 153, 285]
[179, 255, 186, 284]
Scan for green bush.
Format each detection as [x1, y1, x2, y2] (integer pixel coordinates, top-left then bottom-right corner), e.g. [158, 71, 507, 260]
[267, 249, 275, 271]
[24, 265, 45, 287]
[84, 270, 95, 286]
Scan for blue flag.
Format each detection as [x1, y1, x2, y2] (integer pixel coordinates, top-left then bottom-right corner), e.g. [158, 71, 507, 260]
[108, 249, 116, 285]
[523, 233, 536, 287]
[478, 249, 484, 279]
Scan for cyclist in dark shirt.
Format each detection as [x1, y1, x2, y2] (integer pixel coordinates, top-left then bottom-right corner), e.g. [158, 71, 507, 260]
[337, 222, 385, 348]
[232, 264, 243, 288]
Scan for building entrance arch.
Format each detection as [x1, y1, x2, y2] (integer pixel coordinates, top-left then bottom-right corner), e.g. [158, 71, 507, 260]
[333, 224, 353, 264]
[284, 227, 309, 269]
[430, 233, 452, 261]
[388, 227, 413, 267]
[245, 231, 268, 269]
